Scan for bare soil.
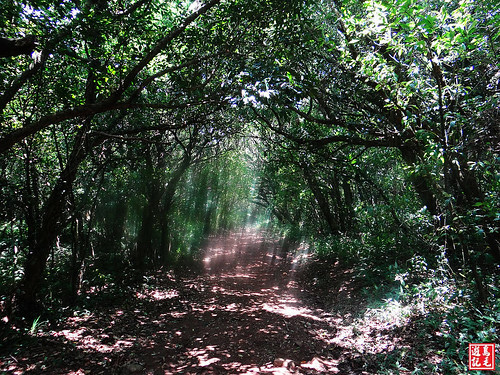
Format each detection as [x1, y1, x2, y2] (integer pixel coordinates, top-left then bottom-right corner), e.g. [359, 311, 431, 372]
[0, 229, 415, 374]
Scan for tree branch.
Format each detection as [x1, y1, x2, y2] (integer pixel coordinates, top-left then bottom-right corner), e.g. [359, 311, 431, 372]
[0, 36, 36, 58]
[0, 0, 221, 154]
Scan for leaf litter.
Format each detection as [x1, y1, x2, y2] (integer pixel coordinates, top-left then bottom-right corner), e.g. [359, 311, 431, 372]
[1, 229, 440, 374]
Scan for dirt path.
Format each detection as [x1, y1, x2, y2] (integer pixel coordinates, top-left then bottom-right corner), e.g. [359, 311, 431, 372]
[1, 230, 348, 374]
[154, 229, 341, 374]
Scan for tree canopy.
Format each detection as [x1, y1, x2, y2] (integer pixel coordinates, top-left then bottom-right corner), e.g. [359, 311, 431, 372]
[0, 0, 499, 372]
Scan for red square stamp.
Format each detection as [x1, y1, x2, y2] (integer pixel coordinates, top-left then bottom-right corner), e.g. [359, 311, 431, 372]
[469, 343, 495, 371]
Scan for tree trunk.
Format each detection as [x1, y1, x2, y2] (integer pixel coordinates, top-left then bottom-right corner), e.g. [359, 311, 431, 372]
[134, 184, 162, 269]
[342, 179, 356, 232]
[16, 130, 90, 316]
[158, 157, 191, 262]
[399, 144, 439, 216]
[328, 172, 345, 232]
[70, 215, 86, 304]
[301, 163, 340, 234]
[0, 36, 36, 57]
[109, 196, 128, 253]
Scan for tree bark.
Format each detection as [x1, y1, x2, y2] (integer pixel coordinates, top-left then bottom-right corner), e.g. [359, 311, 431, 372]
[0, 0, 221, 155]
[301, 162, 340, 235]
[0, 36, 36, 57]
[16, 126, 96, 316]
[70, 215, 86, 304]
[134, 185, 162, 269]
[398, 144, 439, 216]
[158, 157, 192, 263]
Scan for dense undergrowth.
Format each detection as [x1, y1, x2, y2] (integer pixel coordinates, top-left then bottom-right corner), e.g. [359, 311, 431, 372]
[294, 232, 500, 375]
[1, 225, 498, 375]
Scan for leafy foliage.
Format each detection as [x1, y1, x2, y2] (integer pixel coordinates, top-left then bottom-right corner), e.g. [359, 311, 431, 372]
[0, 0, 498, 373]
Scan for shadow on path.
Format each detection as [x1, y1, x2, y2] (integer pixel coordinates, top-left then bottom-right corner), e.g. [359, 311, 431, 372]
[1, 229, 348, 374]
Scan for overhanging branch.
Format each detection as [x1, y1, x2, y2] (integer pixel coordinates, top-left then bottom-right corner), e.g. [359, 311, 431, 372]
[0, 0, 221, 154]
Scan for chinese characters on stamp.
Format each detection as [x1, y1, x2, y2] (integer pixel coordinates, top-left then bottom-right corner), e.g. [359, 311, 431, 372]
[469, 343, 495, 371]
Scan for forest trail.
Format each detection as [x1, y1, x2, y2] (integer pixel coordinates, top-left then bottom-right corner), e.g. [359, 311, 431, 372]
[2, 229, 352, 374]
[156, 228, 341, 374]
[126, 229, 342, 374]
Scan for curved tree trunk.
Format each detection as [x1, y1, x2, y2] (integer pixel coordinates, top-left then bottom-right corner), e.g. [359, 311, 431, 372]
[301, 162, 340, 235]
[16, 127, 94, 316]
[158, 157, 192, 263]
[0, 36, 36, 58]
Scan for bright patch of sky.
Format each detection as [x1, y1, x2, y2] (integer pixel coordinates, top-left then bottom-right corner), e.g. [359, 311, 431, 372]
[21, 4, 43, 20]
[22, 0, 80, 26]
[188, 0, 202, 13]
[241, 78, 276, 106]
[241, 88, 275, 105]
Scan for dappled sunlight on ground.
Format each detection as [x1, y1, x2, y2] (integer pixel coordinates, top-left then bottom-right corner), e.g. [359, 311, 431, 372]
[262, 302, 322, 321]
[136, 289, 180, 300]
[0, 229, 424, 374]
